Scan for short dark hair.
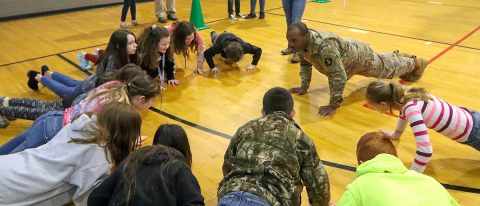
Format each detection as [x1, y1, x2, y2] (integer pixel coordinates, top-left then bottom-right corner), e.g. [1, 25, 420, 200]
[262, 87, 294, 115]
[287, 22, 309, 35]
[356, 132, 397, 164]
[225, 42, 244, 63]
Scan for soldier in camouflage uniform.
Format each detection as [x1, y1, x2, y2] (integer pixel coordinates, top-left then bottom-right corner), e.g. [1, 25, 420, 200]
[218, 87, 330, 206]
[287, 22, 428, 117]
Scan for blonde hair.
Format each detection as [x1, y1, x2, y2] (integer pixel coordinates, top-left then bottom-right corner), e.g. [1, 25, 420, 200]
[82, 83, 130, 110]
[82, 75, 161, 110]
[365, 80, 432, 107]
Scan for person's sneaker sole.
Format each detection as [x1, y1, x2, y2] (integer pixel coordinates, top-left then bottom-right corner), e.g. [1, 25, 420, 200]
[27, 70, 39, 91]
[41, 65, 49, 76]
[0, 116, 9, 128]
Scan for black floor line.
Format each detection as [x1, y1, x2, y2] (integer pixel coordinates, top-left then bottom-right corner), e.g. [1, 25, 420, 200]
[2, 0, 477, 68]
[397, 0, 480, 10]
[5, 5, 480, 194]
[0, 43, 107, 67]
[264, 12, 480, 51]
[54, 52, 480, 194]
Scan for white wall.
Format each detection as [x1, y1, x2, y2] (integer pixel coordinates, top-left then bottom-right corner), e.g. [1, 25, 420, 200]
[0, 0, 123, 19]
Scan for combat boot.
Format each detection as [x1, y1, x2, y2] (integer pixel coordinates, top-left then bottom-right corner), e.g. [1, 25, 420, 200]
[401, 57, 428, 82]
[393, 50, 416, 58]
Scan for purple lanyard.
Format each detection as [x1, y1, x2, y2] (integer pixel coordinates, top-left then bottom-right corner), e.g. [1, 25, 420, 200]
[157, 53, 165, 83]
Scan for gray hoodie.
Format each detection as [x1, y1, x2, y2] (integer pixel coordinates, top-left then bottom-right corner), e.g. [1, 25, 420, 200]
[0, 114, 112, 206]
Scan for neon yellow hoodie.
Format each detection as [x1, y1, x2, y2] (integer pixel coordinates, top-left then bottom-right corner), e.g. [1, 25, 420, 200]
[337, 154, 459, 206]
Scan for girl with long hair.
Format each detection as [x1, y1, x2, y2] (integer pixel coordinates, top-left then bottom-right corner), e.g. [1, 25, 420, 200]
[0, 102, 142, 205]
[88, 124, 204, 205]
[137, 25, 179, 87]
[0, 71, 160, 155]
[26, 30, 138, 102]
[365, 80, 479, 173]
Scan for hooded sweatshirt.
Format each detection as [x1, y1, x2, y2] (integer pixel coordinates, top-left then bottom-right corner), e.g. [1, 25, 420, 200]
[0, 114, 111, 206]
[88, 146, 204, 206]
[337, 154, 458, 206]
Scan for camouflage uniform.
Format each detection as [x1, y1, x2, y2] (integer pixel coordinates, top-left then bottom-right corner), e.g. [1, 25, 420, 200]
[298, 29, 415, 107]
[218, 111, 330, 206]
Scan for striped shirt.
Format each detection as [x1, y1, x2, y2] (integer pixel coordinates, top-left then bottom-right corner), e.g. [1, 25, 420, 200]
[396, 95, 474, 173]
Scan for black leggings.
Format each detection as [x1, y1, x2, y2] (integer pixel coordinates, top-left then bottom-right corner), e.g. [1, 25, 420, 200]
[0, 98, 64, 120]
[121, 0, 137, 21]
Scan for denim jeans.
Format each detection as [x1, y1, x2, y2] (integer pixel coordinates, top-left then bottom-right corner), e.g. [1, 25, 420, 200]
[282, 0, 306, 47]
[228, 0, 241, 15]
[218, 192, 271, 206]
[121, 0, 137, 21]
[250, 0, 265, 14]
[465, 110, 480, 151]
[0, 111, 64, 155]
[40, 72, 83, 99]
[282, 0, 306, 26]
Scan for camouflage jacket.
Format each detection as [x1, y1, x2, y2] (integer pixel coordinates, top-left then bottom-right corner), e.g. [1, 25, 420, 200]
[298, 29, 375, 107]
[218, 111, 330, 206]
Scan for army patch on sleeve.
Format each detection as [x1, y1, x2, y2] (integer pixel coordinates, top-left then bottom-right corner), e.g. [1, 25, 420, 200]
[325, 58, 333, 66]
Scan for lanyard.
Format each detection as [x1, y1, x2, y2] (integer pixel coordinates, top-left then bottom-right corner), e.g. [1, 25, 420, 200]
[157, 53, 165, 84]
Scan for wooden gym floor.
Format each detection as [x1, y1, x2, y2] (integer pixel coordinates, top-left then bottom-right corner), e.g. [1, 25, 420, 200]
[0, 0, 479, 205]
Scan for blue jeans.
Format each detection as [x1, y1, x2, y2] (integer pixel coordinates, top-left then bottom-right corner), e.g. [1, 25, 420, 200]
[282, 0, 306, 26]
[218, 192, 271, 206]
[250, 0, 265, 14]
[0, 111, 64, 155]
[40, 72, 83, 99]
[228, 0, 241, 15]
[465, 110, 480, 151]
[282, 0, 306, 47]
[121, 0, 137, 21]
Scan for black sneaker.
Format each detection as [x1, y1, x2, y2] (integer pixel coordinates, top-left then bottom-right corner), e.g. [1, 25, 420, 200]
[167, 12, 178, 21]
[259, 12, 265, 19]
[27, 70, 39, 91]
[41, 65, 49, 76]
[0, 116, 9, 128]
[210, 31, 217, 40]
[158, 17, 167, 23]
[235, 13, 245, 18]
[245, 13, 256, 19]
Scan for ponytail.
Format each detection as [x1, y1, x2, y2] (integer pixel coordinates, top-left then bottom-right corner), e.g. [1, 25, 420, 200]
[366, 80, 431, 107]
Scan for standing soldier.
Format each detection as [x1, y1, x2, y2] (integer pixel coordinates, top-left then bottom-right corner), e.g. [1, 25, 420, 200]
[155, 0, 177, 23]
[287, 22, 428, 116]
[218, 87, 330, 206]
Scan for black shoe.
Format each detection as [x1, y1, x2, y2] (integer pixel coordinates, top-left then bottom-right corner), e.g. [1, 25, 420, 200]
[228, 14, 236, 20]
[245, 13, 256, 19]
[0, 116, 9, 128]
[210, 31, 218, 42]
[41, 65, 49, 76]
[259, 12, 265, 19]
[27, 70, 39, 91]
[236, 13, 245, 18]
[167, 12, 178, 21]
[158, 17, 167, 23]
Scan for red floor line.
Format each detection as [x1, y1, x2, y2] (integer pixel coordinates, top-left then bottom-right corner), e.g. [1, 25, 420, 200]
[363, 25, 480, 114]
[428, 25, 480, 64]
